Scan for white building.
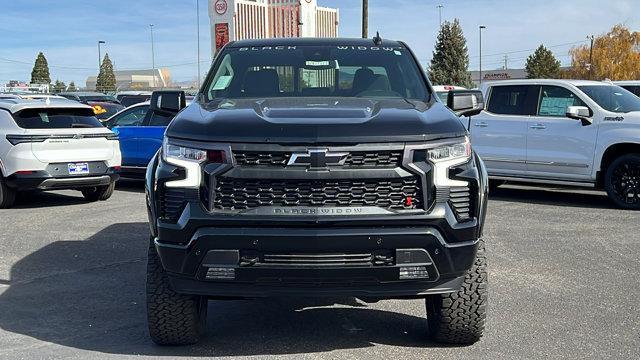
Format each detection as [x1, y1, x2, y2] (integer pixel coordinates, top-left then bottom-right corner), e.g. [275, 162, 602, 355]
[86, 69, 170, 91]
[208, 0, 339, 57]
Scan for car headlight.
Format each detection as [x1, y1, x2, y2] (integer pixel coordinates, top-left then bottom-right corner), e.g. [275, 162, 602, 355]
[427, 137, 471, 188]
[161, 138, 229, 189]
[163, 141, 208, 163]
[428, 137, 471, 163]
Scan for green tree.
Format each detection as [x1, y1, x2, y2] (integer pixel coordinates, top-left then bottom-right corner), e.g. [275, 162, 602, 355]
[96, 53, 116, 93]
[52, 80, 67, 93]
[525, 45, 561, 78]
[67, 81, 77, 92]
[428, 19, 474, 88]
[30, 52, 51, 85]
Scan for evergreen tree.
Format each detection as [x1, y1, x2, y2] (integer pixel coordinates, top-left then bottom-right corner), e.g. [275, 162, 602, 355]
[96, 53, 116, 93]
[30, 52, 51, 85]
[525, 45, 561, 78]
[67, 81, 77, 92]
[428, 19, 474, 88]
[52, 80, 67, 93]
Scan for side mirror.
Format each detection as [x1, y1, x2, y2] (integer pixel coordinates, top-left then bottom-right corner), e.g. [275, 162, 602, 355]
[150, 91, 186, 113]
[566, 106, 593, 126]
[447, 90, 485, 117]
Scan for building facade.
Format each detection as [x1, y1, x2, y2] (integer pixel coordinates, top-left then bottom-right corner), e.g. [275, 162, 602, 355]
[86, 69, 170, 91]
[208, 0, 339, 57]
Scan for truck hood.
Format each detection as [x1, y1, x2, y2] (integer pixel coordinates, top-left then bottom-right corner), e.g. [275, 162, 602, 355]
[165, 97, 467, 144]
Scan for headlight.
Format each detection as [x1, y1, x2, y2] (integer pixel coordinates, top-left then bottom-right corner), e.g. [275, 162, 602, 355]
[163, 141, 208, 163]
[428, 137, 471, 163]
[162, 138, 227, 164]
[161, 138, 228, 189]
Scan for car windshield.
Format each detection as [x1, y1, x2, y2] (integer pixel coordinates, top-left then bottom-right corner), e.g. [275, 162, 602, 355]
[13, 108, 103, 129]
[578, 85, 640, 113]
[204, 45, 428, 101]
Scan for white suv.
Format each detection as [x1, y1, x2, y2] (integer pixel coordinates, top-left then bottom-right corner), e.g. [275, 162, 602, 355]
[471, 79, 640, 209]
[0, 98, 121, 208]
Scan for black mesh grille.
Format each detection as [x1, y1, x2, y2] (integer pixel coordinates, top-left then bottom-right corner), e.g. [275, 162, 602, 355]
[449, 186, 474, 222]
[234, 152, 291, 166]
[213, 177, 423, 210]
[233, 150, 403, 168]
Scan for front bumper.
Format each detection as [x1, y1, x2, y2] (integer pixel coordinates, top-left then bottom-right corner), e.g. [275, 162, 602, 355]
[147, 146, 488, 299]
[155, 225, 479, 298]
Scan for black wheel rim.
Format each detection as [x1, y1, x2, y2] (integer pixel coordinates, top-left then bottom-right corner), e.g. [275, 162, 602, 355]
[611, 160, 640, 205]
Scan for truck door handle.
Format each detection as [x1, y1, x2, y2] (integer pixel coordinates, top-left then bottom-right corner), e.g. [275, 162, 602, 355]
[529, 123, 546, 130]
[474, 122, 489, 127]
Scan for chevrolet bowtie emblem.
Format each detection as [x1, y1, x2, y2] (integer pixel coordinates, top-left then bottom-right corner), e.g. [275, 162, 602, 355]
[287, 149, 348, 168]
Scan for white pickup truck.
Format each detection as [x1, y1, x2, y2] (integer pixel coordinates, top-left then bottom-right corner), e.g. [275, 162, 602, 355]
[470, 79, 640, 209]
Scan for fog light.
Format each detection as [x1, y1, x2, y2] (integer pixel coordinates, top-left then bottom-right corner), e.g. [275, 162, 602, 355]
[205, 267, 235, 280]
[399, 266, 429, 279]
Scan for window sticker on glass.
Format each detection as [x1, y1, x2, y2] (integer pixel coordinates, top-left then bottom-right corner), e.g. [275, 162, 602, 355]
[212, 75, 233, 90]
[539, 97, 576, 116]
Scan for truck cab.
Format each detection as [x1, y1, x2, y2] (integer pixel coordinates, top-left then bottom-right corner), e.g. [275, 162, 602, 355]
[471, 79, 640, 209]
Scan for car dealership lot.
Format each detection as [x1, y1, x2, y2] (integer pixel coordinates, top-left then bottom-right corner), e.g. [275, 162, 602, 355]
[0, 182, 638, 359]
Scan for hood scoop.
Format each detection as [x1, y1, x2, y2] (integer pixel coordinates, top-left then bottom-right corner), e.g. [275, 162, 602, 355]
[257, 98, 378, 124]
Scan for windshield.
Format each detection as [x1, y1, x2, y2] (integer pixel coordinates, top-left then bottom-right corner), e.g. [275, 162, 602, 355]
[578, 85, 640, 113]
[204, 45, 428, 101]
[13, 108, 103, 129]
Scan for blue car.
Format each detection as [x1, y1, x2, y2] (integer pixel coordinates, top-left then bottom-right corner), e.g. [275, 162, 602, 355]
[106, 97, 183, 176]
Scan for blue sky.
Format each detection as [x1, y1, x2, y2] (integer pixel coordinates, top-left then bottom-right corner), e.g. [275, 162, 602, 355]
[0, 0, 638, 87]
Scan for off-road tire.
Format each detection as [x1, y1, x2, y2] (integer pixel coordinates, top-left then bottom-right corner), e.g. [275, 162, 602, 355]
[0, 175, 17, 209]
[604, 153, 640, 210]
[146, 242, 207, 345]
[426, 239, 487, 344]
[81, 181, 115, 202]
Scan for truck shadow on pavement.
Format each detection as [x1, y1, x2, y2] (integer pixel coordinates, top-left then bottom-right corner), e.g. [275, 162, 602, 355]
[490, 185, 614, 209]
[0, 222, 444, 357]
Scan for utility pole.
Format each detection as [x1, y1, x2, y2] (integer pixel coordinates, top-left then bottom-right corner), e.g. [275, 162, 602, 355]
[503, 54, 508, 70]
[196, 0, 201, 89]
[437, 5, 443, 27]
[479, 25, 486, 85]
[97, 40, 105, 71]
[362, 0, 368, 38]
[587, 35, 594, 80]
[150, 24, 156, 88]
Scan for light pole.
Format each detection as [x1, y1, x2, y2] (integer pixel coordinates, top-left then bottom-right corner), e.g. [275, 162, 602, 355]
[437, 5, 443, 27]
[362, 0, 368, 38]
[587, 35, 594, 80]
[196, 0, 201, 88]
[150, 24, 156, 88]
[479, 25, 486, 86]
[97, 40, 105, 70]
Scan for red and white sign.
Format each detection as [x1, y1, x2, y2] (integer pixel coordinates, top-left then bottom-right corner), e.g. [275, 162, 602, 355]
[215, 0, 227, 15]
[215, 23, 230, 51]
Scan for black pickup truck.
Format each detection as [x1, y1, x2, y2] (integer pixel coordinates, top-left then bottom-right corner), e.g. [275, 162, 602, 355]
[145, 37, 489, 345]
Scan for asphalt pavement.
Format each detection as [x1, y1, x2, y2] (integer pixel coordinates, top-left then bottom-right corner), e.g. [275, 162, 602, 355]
[0, 181, 638, 359]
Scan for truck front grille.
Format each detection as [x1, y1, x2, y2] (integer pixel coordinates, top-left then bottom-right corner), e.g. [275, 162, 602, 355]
[234, 150, 403, 168]
[212, 177, 423, 211]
